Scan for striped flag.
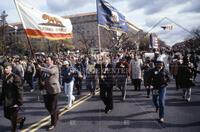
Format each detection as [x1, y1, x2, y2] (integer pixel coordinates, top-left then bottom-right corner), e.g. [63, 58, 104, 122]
[14, 0, 73, 40]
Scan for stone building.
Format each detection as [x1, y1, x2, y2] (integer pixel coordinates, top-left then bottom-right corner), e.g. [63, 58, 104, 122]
[2, 12, 141, 54]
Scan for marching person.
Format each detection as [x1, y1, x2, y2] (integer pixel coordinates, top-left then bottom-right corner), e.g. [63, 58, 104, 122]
[98, 58, 114, 113]
[149, 59, 170, 123]
[12, 58, 24, 81]
[38, 56, 61, 131]
[61, 60, 82, 109]
[142, 57, 154, 98]
[189, 51, 199, 81]
[115, 58, 129, 101]
[0, 62, 26, 132]
[170, 54, 182, 90]
[0, 63, 3, 79]
[130, 53, 143, 91]
[177, 55, 194, 102]
[86, 60, 97, 95]
[74, 59, 84, 95]
[24, 59, 36, 92]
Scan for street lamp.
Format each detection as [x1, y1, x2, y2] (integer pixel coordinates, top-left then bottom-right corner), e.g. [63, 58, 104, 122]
[14, 26, 18, 50]
[8, 25, 18, 54]
[0, 10, 8, 56]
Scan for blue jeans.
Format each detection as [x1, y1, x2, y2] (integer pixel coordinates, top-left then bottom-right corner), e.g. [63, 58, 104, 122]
[152, 87, 166, 119]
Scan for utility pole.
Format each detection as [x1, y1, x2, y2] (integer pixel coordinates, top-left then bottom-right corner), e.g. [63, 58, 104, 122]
[0, 10, 8, 56]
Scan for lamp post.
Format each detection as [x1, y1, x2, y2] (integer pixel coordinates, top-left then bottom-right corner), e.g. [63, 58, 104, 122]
[0, 10, 8, 56]
[14, 26, 18, 45]
[8, 25, 18, 54]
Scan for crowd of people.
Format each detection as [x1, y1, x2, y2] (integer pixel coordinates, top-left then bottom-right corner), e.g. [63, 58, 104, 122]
[0, 49, 199, 131]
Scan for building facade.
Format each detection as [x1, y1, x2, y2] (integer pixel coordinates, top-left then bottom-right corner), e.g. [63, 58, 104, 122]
[2, 12, 140, 54]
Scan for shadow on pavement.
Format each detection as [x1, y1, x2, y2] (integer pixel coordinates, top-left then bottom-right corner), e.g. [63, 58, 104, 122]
[166, 99, 200, 107]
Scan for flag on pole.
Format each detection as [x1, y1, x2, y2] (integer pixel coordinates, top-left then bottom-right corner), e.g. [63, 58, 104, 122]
[96, 0, 128, 32]
[161, 24, 173, 30]
[14, 0, 73, 40]
[149, 33, 159, 49]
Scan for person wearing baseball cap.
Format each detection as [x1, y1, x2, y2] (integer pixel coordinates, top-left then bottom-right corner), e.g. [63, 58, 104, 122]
[61, 60, 81, 109]
[63, 61, 69, 65]
[149, 57, 170, 123]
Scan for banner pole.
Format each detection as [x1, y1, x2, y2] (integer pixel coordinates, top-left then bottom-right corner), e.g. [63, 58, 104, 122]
[97, 25, 102, 54]
[25, 33, 35, 57]
[97, 24, 104, 79]
[13, 0, 35, 58]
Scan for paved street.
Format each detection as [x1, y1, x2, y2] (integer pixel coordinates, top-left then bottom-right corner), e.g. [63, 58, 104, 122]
[1, 75, 200, 132]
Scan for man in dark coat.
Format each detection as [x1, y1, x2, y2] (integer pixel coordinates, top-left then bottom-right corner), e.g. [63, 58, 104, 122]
[0, 62, 26, 132]
[98, 59, 114, 113]
[74, 60, 84, 95]
[177, 55, 194, 102]
[142, 58, 154, 98]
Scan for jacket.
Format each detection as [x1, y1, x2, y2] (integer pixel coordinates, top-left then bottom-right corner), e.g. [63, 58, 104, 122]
[177, 62, 194, 88]
[61, 66, 80, 83]
[40, 65, 61, 94]
[0, 73, 23, 107]
[149, 68, 170, 89]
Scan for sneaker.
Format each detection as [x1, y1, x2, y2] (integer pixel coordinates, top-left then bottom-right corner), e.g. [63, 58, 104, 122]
[72, 99, 75, 105]
[159, 118, 164, 123]
[105, 109, 112, 114]
[67, 105, 72, 109]
[47, 125, 55, 131]
[19, 117, 26, 129]
[186, 98, 191, 102]
[104, 107, 112, 114]
[30, 89, 34, 93]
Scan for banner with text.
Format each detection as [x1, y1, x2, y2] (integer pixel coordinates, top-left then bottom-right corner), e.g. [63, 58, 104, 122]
[14, 0, 73, 40]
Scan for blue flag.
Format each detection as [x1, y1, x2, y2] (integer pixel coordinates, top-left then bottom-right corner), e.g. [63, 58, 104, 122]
[96, 0, 128, 32]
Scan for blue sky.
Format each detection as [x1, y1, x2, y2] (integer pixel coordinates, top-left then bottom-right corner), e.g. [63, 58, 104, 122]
[1, 0, 200, 46]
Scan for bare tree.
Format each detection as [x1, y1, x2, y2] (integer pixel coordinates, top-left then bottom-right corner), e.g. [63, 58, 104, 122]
[173, 26, 200, 52]
[75, 25, 95, 53]
[184, 26, 200, 51]
[104, 29, 141, 51]
[191, 27, 200, 41]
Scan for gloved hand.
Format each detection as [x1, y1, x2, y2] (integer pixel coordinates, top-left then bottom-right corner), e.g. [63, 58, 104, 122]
[13, 104, 19, 108]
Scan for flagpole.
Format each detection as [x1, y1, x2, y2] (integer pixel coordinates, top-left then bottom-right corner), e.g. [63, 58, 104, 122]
[13, 0, 35, 58]
[98, 24, 104, 80]
[97, 25, 102, 54]
[25, 32, 35, 57]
